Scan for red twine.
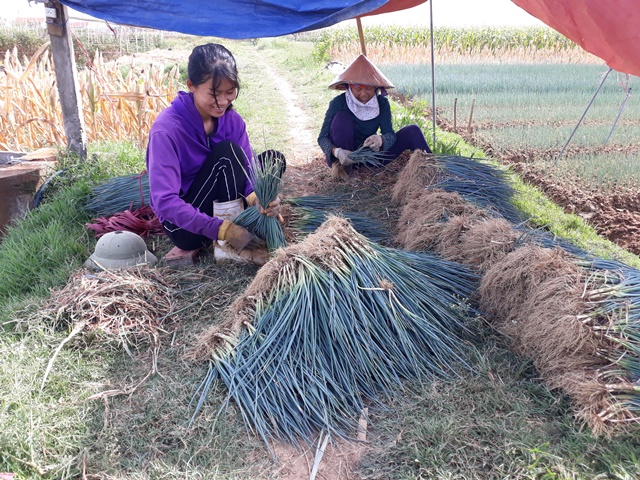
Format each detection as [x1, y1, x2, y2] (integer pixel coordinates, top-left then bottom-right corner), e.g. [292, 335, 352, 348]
[86, 205, 165, 238]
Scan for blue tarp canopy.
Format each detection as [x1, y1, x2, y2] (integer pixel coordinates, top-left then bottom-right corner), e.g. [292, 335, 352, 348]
[59, 0, 403, 38]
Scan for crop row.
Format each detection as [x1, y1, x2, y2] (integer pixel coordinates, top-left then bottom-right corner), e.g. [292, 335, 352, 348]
[306, 26, 581, 60]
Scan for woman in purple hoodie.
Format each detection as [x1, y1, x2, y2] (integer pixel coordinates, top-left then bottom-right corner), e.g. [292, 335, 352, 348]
[146, 43, 283, 258]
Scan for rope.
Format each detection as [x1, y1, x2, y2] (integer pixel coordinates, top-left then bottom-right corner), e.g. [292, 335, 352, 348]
[137, 170, 148, 207]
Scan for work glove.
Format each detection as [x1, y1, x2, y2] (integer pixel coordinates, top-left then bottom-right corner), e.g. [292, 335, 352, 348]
[218, 220, 265, 250]
[363, 134, 383, 152]
[335, 148, 353, 166]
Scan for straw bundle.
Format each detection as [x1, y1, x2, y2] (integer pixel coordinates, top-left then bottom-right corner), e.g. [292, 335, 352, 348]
[191, 216, 478, 447]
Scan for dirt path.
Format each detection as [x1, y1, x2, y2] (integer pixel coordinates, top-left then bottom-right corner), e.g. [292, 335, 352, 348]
[250, 52, 323, 166]
[119, 46, 322, 167]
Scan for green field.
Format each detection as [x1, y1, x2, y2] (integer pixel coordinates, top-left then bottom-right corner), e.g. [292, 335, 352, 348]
[382, 63, 640, 187]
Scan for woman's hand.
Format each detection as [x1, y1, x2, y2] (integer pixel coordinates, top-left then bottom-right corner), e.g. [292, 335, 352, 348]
[257, 196, 282, 218]
[363, 134, 383, 152]
[335, 148, 354, 166]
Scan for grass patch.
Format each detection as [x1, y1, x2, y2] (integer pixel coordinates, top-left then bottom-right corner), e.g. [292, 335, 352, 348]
[358, 335, 640, 479]
[510, 174, 640, 267]
[0, 186, 91, 303]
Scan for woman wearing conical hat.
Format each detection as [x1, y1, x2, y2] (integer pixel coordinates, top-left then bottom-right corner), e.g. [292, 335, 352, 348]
[317, 54, 431, 179]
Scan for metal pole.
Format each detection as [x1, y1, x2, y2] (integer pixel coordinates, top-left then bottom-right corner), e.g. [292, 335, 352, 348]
[605, 85, 631, 144]
[429, 0, 436, 151]
[554, 67, 612, 166]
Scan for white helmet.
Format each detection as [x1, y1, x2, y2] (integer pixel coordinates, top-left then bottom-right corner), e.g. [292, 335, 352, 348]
[85, 230, 157, 270]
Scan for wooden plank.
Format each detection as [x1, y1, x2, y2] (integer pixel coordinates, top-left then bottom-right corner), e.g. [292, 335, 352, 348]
[46, 0, 87, 159]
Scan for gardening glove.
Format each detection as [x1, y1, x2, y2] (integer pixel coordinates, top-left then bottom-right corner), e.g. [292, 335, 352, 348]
[335, 147, 354, 167]
[218, 220, 265, 250]
[363, 134, 383, 152]
[246, 192, 283, 222]
[245, 192, 259, 207]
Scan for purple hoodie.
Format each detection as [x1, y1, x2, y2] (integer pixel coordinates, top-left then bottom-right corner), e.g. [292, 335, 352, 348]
[146, 91, 254, 240]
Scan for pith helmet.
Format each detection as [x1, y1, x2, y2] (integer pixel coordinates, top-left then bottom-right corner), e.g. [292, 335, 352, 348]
[328, 54, 395, 90]
[85, 230, 157, 270]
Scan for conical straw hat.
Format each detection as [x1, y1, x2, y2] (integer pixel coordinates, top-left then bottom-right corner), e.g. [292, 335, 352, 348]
[328, 54, 395, 90]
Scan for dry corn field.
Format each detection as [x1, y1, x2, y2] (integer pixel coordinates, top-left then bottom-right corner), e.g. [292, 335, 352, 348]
[329, 43, 603, 66]
[313, 26, 603, 65]
[0, 44, 181, 151]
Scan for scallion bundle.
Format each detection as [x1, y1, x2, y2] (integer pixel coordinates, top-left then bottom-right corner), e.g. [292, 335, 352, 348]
[233, 153, 286, 252]
[284, 193, 353, 210]
[86, 172, 150, 217]
[578, 258, 640, 423]
[289, 205, 388, 243]
[348, 145, 387, 167]
[430, 155, 521, 222]
[192, 216, 478, 447]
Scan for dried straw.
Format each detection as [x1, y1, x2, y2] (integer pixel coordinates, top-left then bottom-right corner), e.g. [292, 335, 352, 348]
[479, 245, 614, 431]
[395, 190, 484, 251]
[458, 217, 518, 271]
[391, 149, 437, 204]
[41, 267, 175, 345]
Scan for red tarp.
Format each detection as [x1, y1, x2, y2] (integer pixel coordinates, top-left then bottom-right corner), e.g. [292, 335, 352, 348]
[513, 0, 640, 77]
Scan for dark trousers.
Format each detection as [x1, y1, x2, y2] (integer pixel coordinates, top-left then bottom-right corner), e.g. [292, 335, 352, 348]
[163, 141, 285, 250]
[329, 111, 432, 166]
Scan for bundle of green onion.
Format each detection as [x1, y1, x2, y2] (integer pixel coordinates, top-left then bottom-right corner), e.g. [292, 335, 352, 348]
[579, 258, 640, 423]
[430, 155, 521, 223]
[348, 145, 387, 167]
[289, 205, 389, 243]
[233, 153, 287, 252]
[192, 216, 478, 447]
[85, 172, 150, 217]
[284, 193, 353, 210]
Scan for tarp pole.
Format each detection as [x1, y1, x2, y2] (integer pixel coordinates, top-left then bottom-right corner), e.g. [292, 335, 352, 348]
[429, 0, 436, 150]
[356, 17, 367, 56]
[554, 67, 612, 166]
[605, 79, 631, 144]
[47, 0, 87, 160]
